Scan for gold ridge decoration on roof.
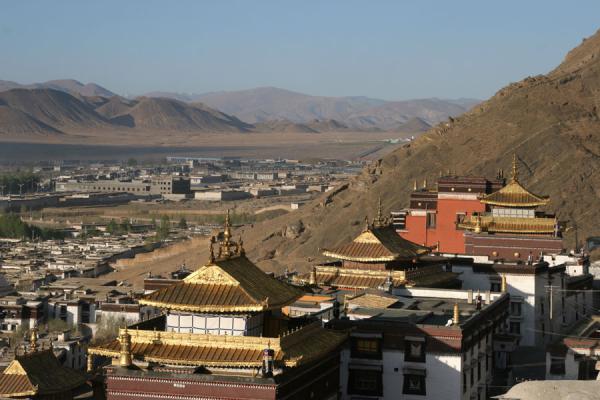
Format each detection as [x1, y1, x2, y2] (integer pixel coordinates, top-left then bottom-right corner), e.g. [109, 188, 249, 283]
[480, 155, 549, 208]
[139, 210, 303, 313]
[89, 322, 347, 368]
[458, 215, 557, 234]
[322, 225, 430, 262]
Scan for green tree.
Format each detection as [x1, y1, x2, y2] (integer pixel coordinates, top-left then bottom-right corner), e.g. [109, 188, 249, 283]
[178, 217, 188, 229]
[120, 219, 132, 233]
[157, 215, 170, 240]
[106, 219, 119, 235]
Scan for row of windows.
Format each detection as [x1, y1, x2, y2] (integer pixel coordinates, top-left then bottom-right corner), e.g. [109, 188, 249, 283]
[348, 369, 426, 396]
[350, 338, 425, 362]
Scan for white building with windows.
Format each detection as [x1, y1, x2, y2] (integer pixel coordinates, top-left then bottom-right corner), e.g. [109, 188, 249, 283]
[331, 289, 510, 400]
[449, 258, 593, 347]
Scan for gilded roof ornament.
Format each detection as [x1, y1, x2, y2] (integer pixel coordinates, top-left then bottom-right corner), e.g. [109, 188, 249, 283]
[29, 325, 38, 353]
[480, 154, 549, 208]
[510, 153, 519, 182]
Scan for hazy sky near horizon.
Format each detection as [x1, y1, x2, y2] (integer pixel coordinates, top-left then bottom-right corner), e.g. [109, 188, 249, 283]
[1, 1, 600, 100]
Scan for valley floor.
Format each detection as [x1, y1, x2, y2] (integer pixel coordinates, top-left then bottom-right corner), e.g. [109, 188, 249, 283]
[0, 130, 410, 162]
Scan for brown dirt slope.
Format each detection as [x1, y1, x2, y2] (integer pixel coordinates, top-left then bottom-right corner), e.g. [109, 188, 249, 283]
[0, 106, 63, 135]
[234, 28, 600, 274]
[0, 88, 110, 129]
[118, 97, 253, 132]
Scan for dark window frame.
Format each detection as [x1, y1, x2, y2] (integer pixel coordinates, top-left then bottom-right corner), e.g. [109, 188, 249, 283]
[404, 339, 426, 363]
[348, 369, 383, 396]
[403, 373, 426, 396]
[350, 337, 382, 360]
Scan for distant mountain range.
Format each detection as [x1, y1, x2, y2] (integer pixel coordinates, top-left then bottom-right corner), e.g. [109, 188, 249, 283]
[0, 79, 116, 98]
[0, 80, 479, 136]
[144, 87, 479, 130]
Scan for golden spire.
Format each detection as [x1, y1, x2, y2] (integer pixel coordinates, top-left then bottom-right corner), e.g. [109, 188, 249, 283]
[453, 302, 460, 325]
[219, 209, 234, 258]
[474, 214, 482, 233]
[422, 178, 427, 189]
[511, 153, 519, 182]
[29, 325, 38, 353]
[223, 209, 232, 243]
[119, 327, 132, 368]
[501, 274, 507, 293]
[413, 180, 417, 191]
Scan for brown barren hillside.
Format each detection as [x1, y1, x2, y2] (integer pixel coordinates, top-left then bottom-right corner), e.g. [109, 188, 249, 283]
[0, 89, 110, 129]
[227, 29, 600, 274]
[0, 107, 63, 135]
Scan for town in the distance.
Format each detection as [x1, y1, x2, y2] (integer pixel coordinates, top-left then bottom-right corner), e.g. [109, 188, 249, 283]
[0, 150, 597, 400]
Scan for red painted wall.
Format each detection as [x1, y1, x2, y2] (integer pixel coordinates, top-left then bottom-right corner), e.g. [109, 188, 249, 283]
[436, 198, 486, 253]
[399, 198, 485, 254]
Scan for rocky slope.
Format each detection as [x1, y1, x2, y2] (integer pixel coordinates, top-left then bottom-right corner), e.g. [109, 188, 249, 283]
[234, 29, 600, 273]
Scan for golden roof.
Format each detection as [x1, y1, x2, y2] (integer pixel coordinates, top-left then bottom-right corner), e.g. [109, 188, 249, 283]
[480, 155, 549, 208]
[458, 215, 556, 234]
[139, 210, 303, 313]
[295, 265, 457, 290]
[0, 350, 86, 397]
[89, 322, 347, 368]
[322, 225, 430, 262]
[139, 254, 304, 312]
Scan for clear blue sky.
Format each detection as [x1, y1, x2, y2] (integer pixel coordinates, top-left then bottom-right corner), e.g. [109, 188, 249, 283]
[1, 1, 599, 100]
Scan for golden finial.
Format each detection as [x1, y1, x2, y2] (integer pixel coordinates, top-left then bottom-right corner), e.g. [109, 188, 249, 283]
[363, 216, 370, 232]
[439, 170, 443, 178]
[29, 325, 38, 353]
[501, 274, 507, 293]
[511, 153, 519, 182]
[413, 180, 417, 191]
[422, 179, 427, 189]
[453, 302, 460, 325]
[219, 209, 234, 258]
[223, 209, 232, 242]
[119, 327, 132, 368]
[474, 214, 482, 233]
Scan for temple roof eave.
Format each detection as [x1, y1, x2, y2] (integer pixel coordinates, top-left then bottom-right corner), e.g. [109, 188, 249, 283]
[321, 250, 398, 263]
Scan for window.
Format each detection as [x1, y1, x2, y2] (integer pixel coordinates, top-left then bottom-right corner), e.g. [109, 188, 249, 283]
[509, 321, 521, 335]
[404, 339, 426, 362]
[350, 338, 381, 359]
[490, 282, 501, 292]
[463, 372, 467, 393]
[348, 369, 382, 396]
[403, 373, 426, 396]
[550, 357, 565, 375]
[426, 213, 436, 228]
[477, 361, 481, 381]
[456, 213, 466, 224]
[510, 301, 522, 316]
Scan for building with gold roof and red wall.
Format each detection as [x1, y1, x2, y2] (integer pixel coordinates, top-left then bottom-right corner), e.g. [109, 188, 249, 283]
[87, 211, 347, 400]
